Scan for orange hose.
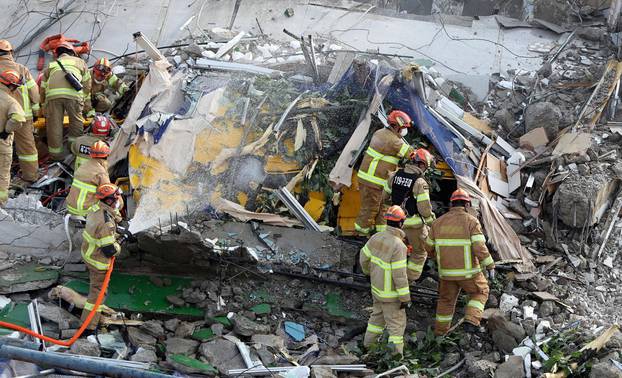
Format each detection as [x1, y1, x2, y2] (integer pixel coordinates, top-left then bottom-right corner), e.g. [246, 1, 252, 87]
[0, 257, 116, 347]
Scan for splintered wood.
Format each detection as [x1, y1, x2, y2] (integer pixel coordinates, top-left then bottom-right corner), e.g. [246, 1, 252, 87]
[574, 60, 622, 130]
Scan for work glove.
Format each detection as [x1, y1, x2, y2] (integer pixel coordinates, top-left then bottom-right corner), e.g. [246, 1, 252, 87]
[0, 131, 9, 140]
[487, 268, 495, 281]
[117, 227, 136, 244]
[400, 301, 412, 310]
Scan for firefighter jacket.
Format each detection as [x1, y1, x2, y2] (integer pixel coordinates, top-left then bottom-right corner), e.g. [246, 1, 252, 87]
[40, 54, 91, 109]
[66, 158, 110, 216]
[91, 71, 128, 97]
[81, 202, 120, 271]
[71, 134, 102, 171]
[0, 56, 40, 119]
[0, 86, 25, 154]
[425, 207, 495, 281]
[357, 128, 414, 189]
[360, 226, 411, 303]
[383, 165, 435, 228]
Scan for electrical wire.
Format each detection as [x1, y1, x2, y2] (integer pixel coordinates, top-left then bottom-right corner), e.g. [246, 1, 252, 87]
[0, 257, 116, 347]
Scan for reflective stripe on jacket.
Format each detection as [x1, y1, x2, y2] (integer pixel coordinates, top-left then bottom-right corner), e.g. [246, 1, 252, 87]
[360, 226, 410, 302]
[425, 207, 495, 280]
[40, 54, 91, 103]
[81, 203, 120, 270]
[383, 165, 435, 228]
[0, 88, 25, 154]
[71, 134, 101, 171]
[357, 128, 413, 188]
[0, 56, 40, 119]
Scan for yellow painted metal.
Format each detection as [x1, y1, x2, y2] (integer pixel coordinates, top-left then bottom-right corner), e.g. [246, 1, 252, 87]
[303, 191, 326, 221]
[436, 161, 455, 179]
[337, 171, 362, 235]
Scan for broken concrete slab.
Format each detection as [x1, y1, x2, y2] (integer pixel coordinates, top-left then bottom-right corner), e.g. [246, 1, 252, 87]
[0, 264, 59, 294]
[524, 102, 562, 140]
[494, 355, 525, 378]
[232, 315, 271, 337]
[140, 320, 165, 338]
[69, 339, 101, 357]
[131, 347, 158, 363]
[199, 338, 247, 375]
[38, 302, 81, 329]
[165, 337, 200, 355]
[519, 127, 549, 151]
[552, 133, 592, 156]
[128, 327, 157, 347]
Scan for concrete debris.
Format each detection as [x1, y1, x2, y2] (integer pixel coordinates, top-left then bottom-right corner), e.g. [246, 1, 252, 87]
[128, 327, 157, 347]
[69, 339, 101, 357]
[232, 315, 271, 337]
[524, 102, 562, 140]
[199, 338, 247, 375]
[131, 347, 158, 364]
[494, 356, 525, 378]
[165, 337, 200, 355]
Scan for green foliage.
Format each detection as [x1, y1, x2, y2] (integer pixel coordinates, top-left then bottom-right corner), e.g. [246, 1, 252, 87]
[540, 328, 592, 376]
[361, 327, 459, 374]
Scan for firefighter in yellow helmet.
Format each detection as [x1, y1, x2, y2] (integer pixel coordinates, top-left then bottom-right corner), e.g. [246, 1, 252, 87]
[80, 183, 126, 330]
[378, 148, 435, 281]
[355, 110, 414, 235]
[0, 70, 26, 206]
[71, 114, 113, 172]
[91, 57, 128, 113]
[360, 205, 410, 355]
[66, 140, 110, 216]
[0, 40, 40, 183]
[425, 189, 495, 335]
[39, 42, 92, 160]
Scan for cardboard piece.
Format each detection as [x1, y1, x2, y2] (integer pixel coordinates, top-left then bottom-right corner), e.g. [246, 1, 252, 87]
[519, 127, 549, 150]
[464, 112, 493, 135]
[552, 133, 592, 156]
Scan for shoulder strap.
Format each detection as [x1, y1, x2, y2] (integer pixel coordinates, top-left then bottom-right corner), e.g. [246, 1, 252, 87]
[55, 59, 69, 74]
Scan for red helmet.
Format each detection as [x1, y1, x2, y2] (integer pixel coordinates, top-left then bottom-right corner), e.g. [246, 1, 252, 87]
[54, 42, 75, 57]
[450, 188, 471, 203]
[95, 183, 120, 200]
[89, 140, 111, 159]
[387, 110, 412, 128]
[92, 115, 112, 137]
[384, 205, 407, 222]
[410, 148, 434, 169]
[93, 57, 112, 81]
[0, 70, 21, 87]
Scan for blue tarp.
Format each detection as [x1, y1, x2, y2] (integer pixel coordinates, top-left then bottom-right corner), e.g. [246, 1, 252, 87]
[331, 61, 473, 178]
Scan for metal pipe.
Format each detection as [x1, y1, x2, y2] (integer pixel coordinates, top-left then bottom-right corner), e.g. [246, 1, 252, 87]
[0, 344, 172, 378]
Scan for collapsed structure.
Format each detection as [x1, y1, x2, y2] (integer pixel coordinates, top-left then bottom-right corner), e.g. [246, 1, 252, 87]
[1, 0, 622, 377]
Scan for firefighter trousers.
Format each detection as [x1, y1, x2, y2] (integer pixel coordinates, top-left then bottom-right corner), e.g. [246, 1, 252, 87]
[404, 225, 428, 281]
[46, 97, 84, 160]
[364, 300, 406, 354]
[434, 273, 489, 335]
[80, 264, 107, 330]
[0, 151, 10, 206]
[13, 119, 38, 182]
[355, 184, 383, 235]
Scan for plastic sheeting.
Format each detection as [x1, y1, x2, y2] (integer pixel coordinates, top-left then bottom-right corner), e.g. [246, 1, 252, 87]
[387, 85, 473, 178]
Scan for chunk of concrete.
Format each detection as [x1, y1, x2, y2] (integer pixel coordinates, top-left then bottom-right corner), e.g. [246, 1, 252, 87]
[199, 338, 246, 375]
[128, 327, 157, 347]
[165, 337, 200, 355]
[140, 320, 165, 338]
[589, 361, 622, 378]
[131, 347, 158, 363]
[495, 356, 525, 378]
[232, 315, 270, 337]
[524, 102, 562, 140]
[70, 339, 101, 357]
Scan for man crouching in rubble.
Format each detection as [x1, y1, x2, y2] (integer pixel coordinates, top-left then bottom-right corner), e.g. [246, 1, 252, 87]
[360, 205, 410, 356]
[425, 189, 495, 336]
[80, 183, 125, 331]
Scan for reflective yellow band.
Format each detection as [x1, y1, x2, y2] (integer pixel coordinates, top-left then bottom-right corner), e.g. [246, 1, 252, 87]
[396, 286, 410, 296]
[404, 216, 423, 226]
[407, 261, 423, 272]
[357, 169, 387, 187]
[371, 285, 400, 299]
[388, 335, 404, 344]
[72, 179, 97, 192]
[471, 234, 486, 243]
[481, 256, 494, 267]
[74, 156, 89, 171]
[26, 79, 36, 89]
[0, 190, 7, 200]
[397, 143, 410, 158]
[436, 314, 453, 323]
[439, 267, 482, 278]
[48, 146, 63, 154]
[355, 223, 371, 234]
[46, 88, 83, 98]
[361, 245, 372, 257]
[18, 153, 38, 162]
[383, 179, 392, 194]
[416, 192, 430, 202]
[467, 300, 485, 311]
[366, 323, 384, 334]
[366, 147, 400, 165]
[10, 112, 25, 122]
[375, 224, 387, 232]
[391, 259, 407, 270]
[108, 74, 119, 87]
[435, 239, 471, 246]
[84, 301, 103, 312]
[31, 103, 40, 112]
[118, 83, 129, 95]
[425, 238, 435, 246]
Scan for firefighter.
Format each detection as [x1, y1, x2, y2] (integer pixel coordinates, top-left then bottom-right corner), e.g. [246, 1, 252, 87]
[355, 110, 414, 236]
[71, 114, 113, 171]
[66, 141, 110, 217]
[360, 205, 410, 355]
[91, 57, 128, 113]
[0, 40, 40, 183]
[425, 188, 495, 335]
[80, 183, 124, 330]
[379, 148, 435, 281]
[40, 42, 92, 160]
[0, 70, 26, 206]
